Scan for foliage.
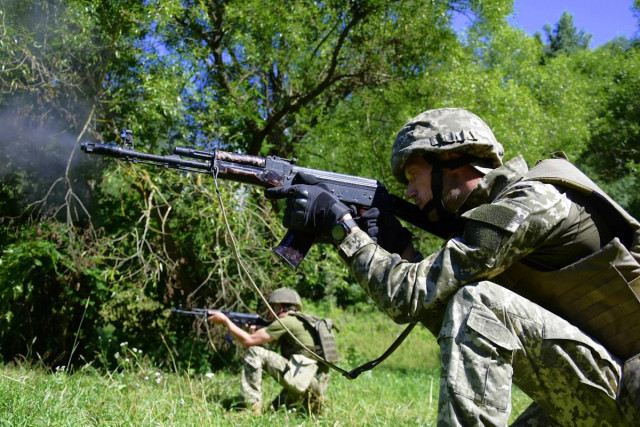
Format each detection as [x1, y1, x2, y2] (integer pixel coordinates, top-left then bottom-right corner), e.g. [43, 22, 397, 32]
[0, 220, 105, 365]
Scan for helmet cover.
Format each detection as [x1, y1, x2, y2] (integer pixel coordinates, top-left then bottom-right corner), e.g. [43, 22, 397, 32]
[267, 287, 302, 309]
[391, 108, 504, 183]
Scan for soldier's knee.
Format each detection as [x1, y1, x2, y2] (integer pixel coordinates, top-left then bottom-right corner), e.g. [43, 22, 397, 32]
[244, 346, 266, 369]
[443, 282, 482, 324]
[445, 281, 504, 318]
[440, 282, 520, 353]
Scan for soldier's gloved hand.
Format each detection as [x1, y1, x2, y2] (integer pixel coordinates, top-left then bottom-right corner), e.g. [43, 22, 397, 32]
[356, 207, 413, 255]
[264, 173, 351, 236]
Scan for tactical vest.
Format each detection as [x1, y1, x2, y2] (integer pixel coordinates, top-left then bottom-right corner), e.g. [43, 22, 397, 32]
[293, 313, 341, 363]
[493, 157, 640, 360]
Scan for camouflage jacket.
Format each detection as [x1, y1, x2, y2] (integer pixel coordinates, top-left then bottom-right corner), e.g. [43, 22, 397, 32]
[338, 156, 579, 333]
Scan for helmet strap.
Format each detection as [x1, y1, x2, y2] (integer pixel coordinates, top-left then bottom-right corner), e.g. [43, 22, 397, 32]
[421, 154, 477, 221]
[421, 163, 449, 220]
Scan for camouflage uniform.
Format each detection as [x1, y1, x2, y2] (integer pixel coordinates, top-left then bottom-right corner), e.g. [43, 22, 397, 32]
[242, 315, 330, 413]
[338, 155, 640, 425]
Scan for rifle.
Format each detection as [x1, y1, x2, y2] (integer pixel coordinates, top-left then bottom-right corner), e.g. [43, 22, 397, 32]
[81, 130, 447, 269]
[168, 308, 270, 328]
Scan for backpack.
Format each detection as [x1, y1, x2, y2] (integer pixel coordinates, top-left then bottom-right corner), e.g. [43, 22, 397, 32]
[294, 313, 341, 363]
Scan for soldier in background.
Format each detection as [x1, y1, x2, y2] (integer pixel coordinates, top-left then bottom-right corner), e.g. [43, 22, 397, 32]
[266, 108, 640, 425]
[208, 287, 332, 415]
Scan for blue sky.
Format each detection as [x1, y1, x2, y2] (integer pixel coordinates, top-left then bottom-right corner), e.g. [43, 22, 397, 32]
[454, 0, 638, 47]
[508, 0, 638, 47]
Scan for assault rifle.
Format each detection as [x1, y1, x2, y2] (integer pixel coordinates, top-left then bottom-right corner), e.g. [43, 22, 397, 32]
[168, 308, 270, 328]
[81, 130, 446, 269]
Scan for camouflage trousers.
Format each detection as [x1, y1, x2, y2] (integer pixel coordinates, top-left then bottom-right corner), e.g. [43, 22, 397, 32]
[437, 281, 639, 426]
[242, 346, 330, 412]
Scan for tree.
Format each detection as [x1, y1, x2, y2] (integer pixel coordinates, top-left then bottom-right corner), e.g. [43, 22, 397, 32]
[575, 41, 640, 218]
[155, 0, 511, 157]
[535, 12, 591, 59]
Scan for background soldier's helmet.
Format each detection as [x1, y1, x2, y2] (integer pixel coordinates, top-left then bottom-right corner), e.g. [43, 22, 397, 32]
[267, 288, 303, 309]
[391, 108, 504, 183]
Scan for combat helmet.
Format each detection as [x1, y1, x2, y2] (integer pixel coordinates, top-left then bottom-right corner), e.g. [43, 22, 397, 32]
[267, 288, 302, 310]
[391, 108, 504, 184]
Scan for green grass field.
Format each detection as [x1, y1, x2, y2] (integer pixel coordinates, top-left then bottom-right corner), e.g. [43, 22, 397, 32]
[0, 305, 531, 425]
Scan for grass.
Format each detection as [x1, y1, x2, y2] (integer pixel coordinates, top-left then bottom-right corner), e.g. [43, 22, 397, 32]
[0, 305, 532, 425]
[0, 364, 441, 426]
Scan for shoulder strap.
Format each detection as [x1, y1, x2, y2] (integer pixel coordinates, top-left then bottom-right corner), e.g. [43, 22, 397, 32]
[525, 157, 639, 253]
[293, 313, 341, 363]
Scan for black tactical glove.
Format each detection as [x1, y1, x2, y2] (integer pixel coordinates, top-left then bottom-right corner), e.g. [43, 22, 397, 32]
[264, 173, 351, 236]
[356, 207, 413, 255]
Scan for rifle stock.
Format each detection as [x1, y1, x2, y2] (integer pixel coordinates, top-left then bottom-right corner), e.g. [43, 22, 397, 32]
[81, 137, 447, 268]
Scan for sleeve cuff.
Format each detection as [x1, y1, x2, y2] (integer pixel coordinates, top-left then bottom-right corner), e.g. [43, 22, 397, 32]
[338, 229, 375, 259]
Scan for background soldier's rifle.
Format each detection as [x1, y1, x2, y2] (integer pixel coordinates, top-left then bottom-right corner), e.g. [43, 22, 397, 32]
[81, 130, 449, 269]
[168, 308, 270, 328]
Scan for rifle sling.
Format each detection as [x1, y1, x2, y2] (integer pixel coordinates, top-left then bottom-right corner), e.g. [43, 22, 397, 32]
[343, 322, 417, 379]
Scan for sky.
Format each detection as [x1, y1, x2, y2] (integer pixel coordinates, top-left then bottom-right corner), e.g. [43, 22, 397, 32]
[507, 0, 638, 47]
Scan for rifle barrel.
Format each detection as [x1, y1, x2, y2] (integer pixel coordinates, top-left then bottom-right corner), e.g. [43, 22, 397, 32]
[81, 142, 211, 172]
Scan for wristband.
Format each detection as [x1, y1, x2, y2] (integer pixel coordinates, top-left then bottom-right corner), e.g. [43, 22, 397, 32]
[330, 217, 358, 243]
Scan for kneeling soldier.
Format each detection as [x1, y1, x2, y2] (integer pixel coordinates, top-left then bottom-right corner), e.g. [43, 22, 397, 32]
[208, 287, 332, 415]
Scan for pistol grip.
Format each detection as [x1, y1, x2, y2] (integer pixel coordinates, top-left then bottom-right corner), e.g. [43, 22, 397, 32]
[274, 230, 315, 269]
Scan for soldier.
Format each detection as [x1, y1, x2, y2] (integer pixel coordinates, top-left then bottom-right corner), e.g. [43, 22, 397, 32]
[265, 108, 640, 425]
[208, 287, 331, 415]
